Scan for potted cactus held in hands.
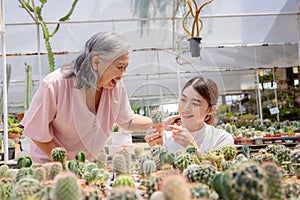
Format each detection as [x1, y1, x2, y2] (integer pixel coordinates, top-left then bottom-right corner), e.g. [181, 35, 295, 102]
[150, 109, 164, 134]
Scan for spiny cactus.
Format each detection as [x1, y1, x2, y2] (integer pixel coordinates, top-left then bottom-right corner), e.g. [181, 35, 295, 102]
[43, 161, 63, 180]
[222, 145, 237, 161]
[113, 153, 129, 176]
[149, 191, 166, 200]
[0, 165, 13, 178]
[159, 151, 175, 166]
[81, 186, 104, 200]
[189, 182, 210, 199]
[17, 156, 32, 169]
[142, 159, 156, 177]
[85, 162, 98, 173]
[112, 174, 135, 188]
[15, 167, 33, 182]
[33, 166, 46, 181]
[252, 152, 278, 164]
[282, 180, 300, 199]
[67, 159, 79, 176]
[75, 151, 86, 163]
[93, 151, 107, 169]
[142, 176, 160, 199]
[262, 162, 284, 200]
[109, 186, 139, 200]
[225, 123, 232, 133]
[228, 162, 267, 200]
[183, 162, 216, 188]
[51, 147, 67, 169]
[175, 153, 194, 172]
[83, 171, 94, 185]
[221, 161, 235, 171]
[134, 146, 144, 158]
[51, 172, 81, 200]
[11, 177, 40, 200]
[291, 149, 300, 178]
[160, 174, 191, 200]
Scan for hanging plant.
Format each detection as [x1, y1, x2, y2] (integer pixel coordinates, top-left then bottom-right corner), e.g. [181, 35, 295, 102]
[19, 0, 79, 72]
[182, 0, 213, 57]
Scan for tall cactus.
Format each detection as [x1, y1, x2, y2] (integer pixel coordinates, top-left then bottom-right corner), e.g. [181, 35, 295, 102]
[0, 64, 11, 120]
[24, 63, 32, 111]
[19, 0, 79, 72]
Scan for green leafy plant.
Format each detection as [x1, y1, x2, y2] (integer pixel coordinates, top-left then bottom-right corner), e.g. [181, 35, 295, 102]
[19, 0, 79, 72]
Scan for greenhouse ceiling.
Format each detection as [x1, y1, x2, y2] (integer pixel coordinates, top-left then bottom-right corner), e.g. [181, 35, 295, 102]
[0, 0, 299, 111]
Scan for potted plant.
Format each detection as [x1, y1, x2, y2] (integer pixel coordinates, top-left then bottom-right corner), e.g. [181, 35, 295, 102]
[150, 110, 164, 134]
[182, 0, 213, 57]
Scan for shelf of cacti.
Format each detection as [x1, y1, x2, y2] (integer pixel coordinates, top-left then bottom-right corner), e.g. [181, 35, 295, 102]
[0, 143, 300, 200]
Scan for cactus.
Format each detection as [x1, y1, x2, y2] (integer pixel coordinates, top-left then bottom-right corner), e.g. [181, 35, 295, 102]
[11, 177, 40, 200]
[282, 180, 300, 199]
[160, 174, 191, 200]
[229, 162, 266, 200]
[0, 165, 13, 178]
[142, 176, 160, 199]
[222, 145, 237, 161]
[221, 161, 235, 171]
[93, 152, 107, 169]
[189, 182, 210, 199]
[183, 162, 216, 188]
[17, 156, 32, 169]
[276, 148, 291, 165]
[51, 147, 67, 169]
[24, 63, 32, 111]
[15, 167, 33, 182]
[75, 151, 86, 163]
[109, 186, 139, 200]
[150, 109, 163, 124]
[43, 161, 63, 180]
[175, 153, 195, 172]
[225, 123, 232, 133]
[252, 152, 278, 164]
[159, 151, 175, 166]
[142, 159, 156, 177]
[112, 174, 135, 188]
[81, 186, 104, 200]
[262, 162, 284, 200]
[113, 153, 129, 176]
[85, 162, 98, 173]
[83, 171, 94, 185]
[291, 149, 300, 178]
[67, 159, 79, 176]
[149, 191, 166, 200]
[33, 166, 46, 181]
[134, 146, 144, 158]
[51, 172, 81, 200]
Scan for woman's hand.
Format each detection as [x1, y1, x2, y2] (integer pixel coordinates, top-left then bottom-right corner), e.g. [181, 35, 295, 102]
[144, 126, 163, 147]
[163, 115, 180, 130]
[168, 125, 198, 148]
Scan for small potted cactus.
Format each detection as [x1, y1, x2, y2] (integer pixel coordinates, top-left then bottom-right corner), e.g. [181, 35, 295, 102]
[150, 109, 164, 134]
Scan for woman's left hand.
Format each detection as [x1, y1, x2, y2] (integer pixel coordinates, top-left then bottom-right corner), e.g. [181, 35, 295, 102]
[168, 125, 198, 148]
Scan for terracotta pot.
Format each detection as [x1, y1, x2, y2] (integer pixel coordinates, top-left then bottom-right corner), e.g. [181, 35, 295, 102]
[153, 123, 164, 134]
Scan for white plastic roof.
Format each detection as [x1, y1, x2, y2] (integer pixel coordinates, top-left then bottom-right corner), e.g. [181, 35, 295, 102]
[1, 0, 300, 111]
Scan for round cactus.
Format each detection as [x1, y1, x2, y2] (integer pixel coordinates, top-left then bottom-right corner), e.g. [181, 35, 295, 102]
[112, 174, 135, 188]
[51, 147, 67, 169]
[81, 186, 104, 200]
[222, 145, 237, 161]
[51, 172, 81, 200]
[109, 186, 139, 200]
[75, 151, 86, 163]
[175, 153, 194, 172]
[142, 159, 156, 177]
[113, 153, 129, 176]
[160, 174, 191, 200]
[93, 151, 107, 169]
[262, 162, 283, 200]
[33, 166, 46, 181]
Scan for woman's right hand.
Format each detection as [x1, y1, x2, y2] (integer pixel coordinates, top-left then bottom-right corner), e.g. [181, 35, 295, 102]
[144, 126, 163, 147]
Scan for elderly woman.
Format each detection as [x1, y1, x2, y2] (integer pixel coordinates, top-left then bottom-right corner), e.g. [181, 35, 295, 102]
[21, 32, 152, 163]
[145, 76, 234, 154]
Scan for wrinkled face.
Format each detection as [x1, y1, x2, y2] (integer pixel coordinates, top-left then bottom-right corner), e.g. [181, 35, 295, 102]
[94, 53, 129, 89]
[179, 85, 212, 131]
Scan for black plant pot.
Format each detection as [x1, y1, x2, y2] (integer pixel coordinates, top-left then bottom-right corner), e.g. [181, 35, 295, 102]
[188, 37, 202, 57]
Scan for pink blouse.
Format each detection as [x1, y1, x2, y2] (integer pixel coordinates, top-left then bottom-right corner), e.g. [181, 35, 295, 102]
[21, 68, 135, 163]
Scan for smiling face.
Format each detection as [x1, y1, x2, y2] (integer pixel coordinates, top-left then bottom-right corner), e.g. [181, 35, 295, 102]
[92, 53, 129, 89]
[179, 85, 214, 132]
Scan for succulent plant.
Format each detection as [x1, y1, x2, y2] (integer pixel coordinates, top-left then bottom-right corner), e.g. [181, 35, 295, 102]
[262, 162, 284, 200]
[142, 159, 156, 177]
[175, 153, 194, 172]
[67, 159, 79, 176]
[160, 174, 191, 200]
[81, 186, 104, 200]
[222, 145, 237, 161]
[291, 149, 300, 178]
[33, 166, 46, 182]
[150, 109, 163, 124]
[113, 153, 129, 176]
[17, 156, 32, 169]
[282, 180, 300, 199]
[189, 182, 210, 199]
[75, 151, 86, 163]
[134, 146, 144, 158]
[159, 151, 175, 166]
[15, 167, 33, 182]
[43, 161, 63, 180]
[51, 172, 81, 200]
[112, 174, 135, 188]
[221, 161, 235, 171]
[11, 177, 40, 200]
[142, 175, 160, 199]
[225, 123, 232, 133]
[109, 186, 139, 200]
[51, 147, 67, 169]
[93, 151, 107, 169]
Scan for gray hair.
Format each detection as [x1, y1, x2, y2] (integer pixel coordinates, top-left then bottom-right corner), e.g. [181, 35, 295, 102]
[73, 32, 131, 89]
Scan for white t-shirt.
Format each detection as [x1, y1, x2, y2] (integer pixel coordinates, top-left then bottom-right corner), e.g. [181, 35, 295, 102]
[163, 123, 234, 154]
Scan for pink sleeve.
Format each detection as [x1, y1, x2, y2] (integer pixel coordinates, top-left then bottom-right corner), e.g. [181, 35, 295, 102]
[21, 80, 57, 142]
